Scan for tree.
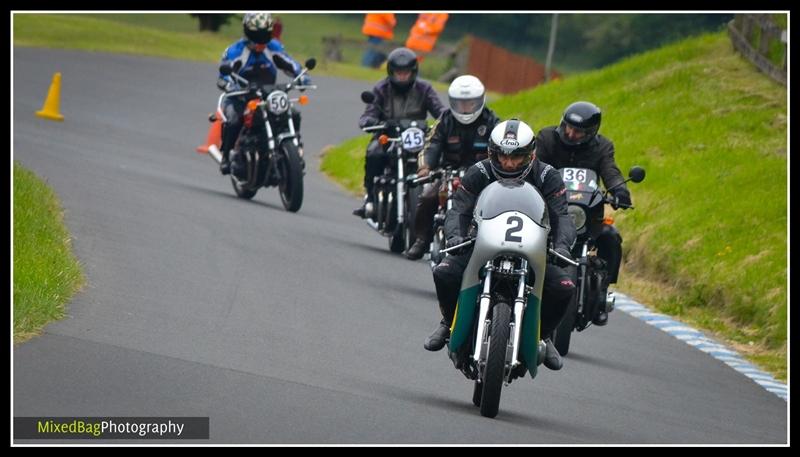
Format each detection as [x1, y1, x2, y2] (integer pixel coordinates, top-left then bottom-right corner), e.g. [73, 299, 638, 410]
[190, 14, 235, 32]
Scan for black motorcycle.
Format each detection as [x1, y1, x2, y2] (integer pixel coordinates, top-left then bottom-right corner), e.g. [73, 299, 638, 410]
[359, 91, 427, 253]
[408, 167, 466, 267]
[213, 56, 317, 212]
[553, 166, 646, 356]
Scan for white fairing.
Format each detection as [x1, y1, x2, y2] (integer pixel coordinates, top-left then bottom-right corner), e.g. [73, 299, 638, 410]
[460, 181, 549, 302]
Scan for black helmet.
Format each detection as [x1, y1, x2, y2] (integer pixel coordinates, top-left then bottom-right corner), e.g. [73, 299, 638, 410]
[488, 119, 536, 180]
[386, 47, 419, 91]
[556, 101, 601, 147]
[242, 13, 275, 45]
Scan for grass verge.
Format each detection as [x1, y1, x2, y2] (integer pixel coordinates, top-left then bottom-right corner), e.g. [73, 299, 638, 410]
[13, 162, 85, 343]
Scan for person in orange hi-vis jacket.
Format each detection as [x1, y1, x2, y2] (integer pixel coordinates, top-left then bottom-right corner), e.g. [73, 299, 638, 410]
[362, 13, 397, 68]
[405, 13, 449, 60]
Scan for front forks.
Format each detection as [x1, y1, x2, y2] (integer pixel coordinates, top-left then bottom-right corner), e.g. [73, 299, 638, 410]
[473, 260, 529, 384]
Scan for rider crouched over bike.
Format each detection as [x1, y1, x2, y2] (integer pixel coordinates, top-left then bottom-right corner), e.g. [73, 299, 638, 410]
[217, 12, 311, 176]
[353, 47, 446, 218]
[535, 101, 630, 326]
[424, 120, 576, 371]
[404, 75, 500, 260]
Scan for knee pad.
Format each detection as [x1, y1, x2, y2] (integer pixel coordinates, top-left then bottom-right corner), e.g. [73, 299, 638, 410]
[433, 261, 460, 286]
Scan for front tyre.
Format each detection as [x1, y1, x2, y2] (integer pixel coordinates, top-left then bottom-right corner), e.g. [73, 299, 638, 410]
[480, 302, 511, 418]
[404, 184, 419, 251]
[389, 223, 405, 253]
[278, 140, 304, 212]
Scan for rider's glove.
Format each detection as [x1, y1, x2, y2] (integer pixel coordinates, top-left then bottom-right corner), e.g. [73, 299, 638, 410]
[298, 75, 311, 92]
[383, 119, 400, 132]
[445, 235, 468, 255]
[217, 78, 234, 92]
[611, 188, 632, 209]
[417, 167, 431, 178]
[360, 116, 379, 129]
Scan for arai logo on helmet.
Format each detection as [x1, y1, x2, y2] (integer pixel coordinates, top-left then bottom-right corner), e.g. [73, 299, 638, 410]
[499, 138, 519, 148]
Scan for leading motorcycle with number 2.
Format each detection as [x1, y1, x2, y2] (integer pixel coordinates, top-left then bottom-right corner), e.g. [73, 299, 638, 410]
[441, 179, 571, 418]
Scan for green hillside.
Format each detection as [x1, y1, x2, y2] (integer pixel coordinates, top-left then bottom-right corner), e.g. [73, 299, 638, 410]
[323, 31, 787, 379]
[11, 13, 450, 84]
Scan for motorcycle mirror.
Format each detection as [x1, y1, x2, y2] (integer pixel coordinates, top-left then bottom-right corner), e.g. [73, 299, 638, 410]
[219, 63, 233, 76]
[629, 166, 646, 183]
[361, 91, 375, 104]
[272, 54, 295, 72]
[305, 58, 317, 70]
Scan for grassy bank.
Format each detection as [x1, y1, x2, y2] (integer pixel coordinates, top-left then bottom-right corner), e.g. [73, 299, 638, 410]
[12, 13, 451, 87]
[13, 162, 85, 343]
[323, 32, 787, 380]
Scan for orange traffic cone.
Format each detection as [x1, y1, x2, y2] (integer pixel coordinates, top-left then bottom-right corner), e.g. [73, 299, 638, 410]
[196, 115, 222, 154]
[36, 72, 65, 121]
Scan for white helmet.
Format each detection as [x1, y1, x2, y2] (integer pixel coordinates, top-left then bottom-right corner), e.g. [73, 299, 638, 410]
[448, 75, 486, 125]
[487, 119, 536, 179]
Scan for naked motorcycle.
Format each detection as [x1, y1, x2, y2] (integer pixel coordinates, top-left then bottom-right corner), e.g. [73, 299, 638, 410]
[208, 56, 317, 212]
[553, 166, 646, 355]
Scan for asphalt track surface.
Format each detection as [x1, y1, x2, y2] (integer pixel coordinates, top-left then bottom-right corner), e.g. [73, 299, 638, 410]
[12, 48, 787, 444]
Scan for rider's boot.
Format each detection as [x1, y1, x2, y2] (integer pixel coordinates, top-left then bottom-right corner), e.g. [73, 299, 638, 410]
[424, 319, 451, 352]
[353, 194, 372, 218]
[593, 276, 613, 326]
[543, 337, 563, 370]
[219, 149, 231, 175]
[593, 309, 609, 326]
[219, 124, 233, 175]
[404, 238, 429, 260]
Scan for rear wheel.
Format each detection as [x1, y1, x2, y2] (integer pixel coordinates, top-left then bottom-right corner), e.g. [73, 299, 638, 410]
[277, 141, 304, 212]
[480, 302, 511, 418]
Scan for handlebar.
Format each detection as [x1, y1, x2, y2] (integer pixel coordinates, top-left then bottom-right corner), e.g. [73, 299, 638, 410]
[602, 192, 634, 210]
[407, 169, 444, 186]
[440, 237, 475, 254]
[548, 248, 579, 267]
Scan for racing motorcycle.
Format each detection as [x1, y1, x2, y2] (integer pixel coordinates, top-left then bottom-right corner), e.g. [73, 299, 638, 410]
[408, 167, 466, 268]
[359, 91, 426, 253]
[553, 166, 646, 356]
[440, 179, 574, 418]
[207, 56, 317, 212]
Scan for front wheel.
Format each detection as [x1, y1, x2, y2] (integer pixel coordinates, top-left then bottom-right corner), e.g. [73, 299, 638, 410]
[389, 222, 405, 253]
[277, 140, 304, 212]
[404, 184, 419, 251]
[480, 302, 511, 418]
